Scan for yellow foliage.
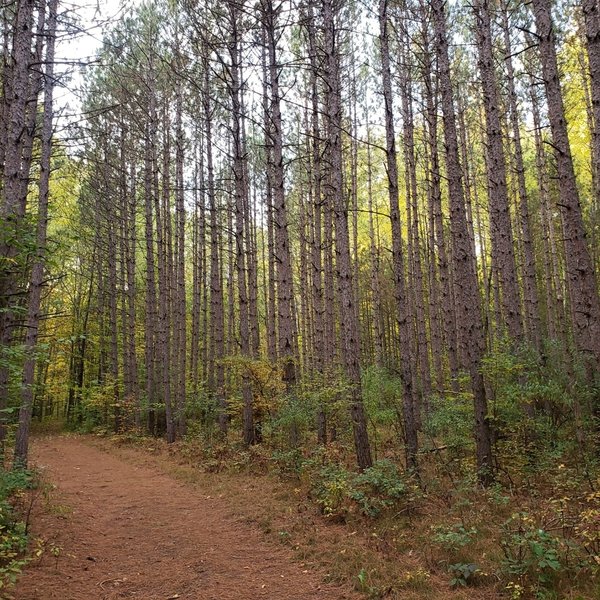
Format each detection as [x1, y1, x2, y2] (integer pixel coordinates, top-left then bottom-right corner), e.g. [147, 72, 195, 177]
[220, 356, 285, 419]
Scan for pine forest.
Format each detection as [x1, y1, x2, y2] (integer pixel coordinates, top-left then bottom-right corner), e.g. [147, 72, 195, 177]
[1, 0, 600, 598]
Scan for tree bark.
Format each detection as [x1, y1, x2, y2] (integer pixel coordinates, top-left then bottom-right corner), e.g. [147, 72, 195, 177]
[323, 0, 372, 470]
[474, 0, 523, 341]
[501, 0, 541, 349]
[379, 0, 418, 471]
[14, 0, 57, 466]
[432, 0, 494, 484]
[532, 0, 600, 371]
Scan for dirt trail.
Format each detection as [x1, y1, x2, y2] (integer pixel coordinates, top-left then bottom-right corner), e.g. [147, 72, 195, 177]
[15, 437, 357, 600]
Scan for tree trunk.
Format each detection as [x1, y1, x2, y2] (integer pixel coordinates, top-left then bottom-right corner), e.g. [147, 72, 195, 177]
[323, 0, 372, 470]
[264, 0, 297, 398]
[532, 0, 600, 371]
[501, 0, 541, 349]
[474, 0, 523, 341]
[227, 2, 255, 446]
[0, 0, 36, 450]
[432, 0, 494, 484]
[14, 0, 57, 466]
[379, 0, 418, 472]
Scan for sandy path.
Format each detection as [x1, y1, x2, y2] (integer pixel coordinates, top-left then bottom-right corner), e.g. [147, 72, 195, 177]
[15, 437, 357, 600]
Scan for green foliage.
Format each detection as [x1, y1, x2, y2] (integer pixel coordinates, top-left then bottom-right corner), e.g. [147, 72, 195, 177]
[349, 460, 411, 517]
[431, 524, 478, 553]
[310, 463, 352, 517]
[424, 388, 474, 459]
[0, 470, 35, 499]
[500, 513, 565, 595]
[74, 378, 121, 433]
[185, 383, 218, 434]
[448, 562, 480, 587]
[295, 370, 353, 441]
[270, 448, 305, 478]
[0, 469, 37, 592]
[221, 356, 285, 438]
[482, 341, 595, 453]
[270, 394, 312, 442]
[361, 366, 402, 427]
[308, 458, 416, 519]
[355, 567, 378, 596]
[486, 482, 510, 507]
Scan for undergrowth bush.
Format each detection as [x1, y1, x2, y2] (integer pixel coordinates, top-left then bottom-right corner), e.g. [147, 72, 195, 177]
[0, 469, 38, 592]
[431, 523, 478, 553]
[306, 457, 419, 519]
[499, 501, 600, 598]
[350, 459, 414, 517]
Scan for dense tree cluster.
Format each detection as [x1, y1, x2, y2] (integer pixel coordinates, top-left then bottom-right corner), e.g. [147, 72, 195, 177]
[1, 0, 599, 486]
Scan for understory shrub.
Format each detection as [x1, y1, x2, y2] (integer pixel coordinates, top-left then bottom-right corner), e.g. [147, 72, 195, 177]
[0, 469, 37, 592]
[307, 458, 419, 519]
[499, 503, 600, 598]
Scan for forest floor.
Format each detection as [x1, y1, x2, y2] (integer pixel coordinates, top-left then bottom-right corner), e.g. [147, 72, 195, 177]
[14, 435, 360, 600]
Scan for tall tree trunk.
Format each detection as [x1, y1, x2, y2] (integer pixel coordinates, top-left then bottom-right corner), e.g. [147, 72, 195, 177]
[530, 75, 565, 343]
[228, 2, 255, 445]
[501, 0, 541, 349]
[17, 3, 45, 211]
[420, 6, 459, 387]
[474, 0, 523, 341]
[432, 0, 494, 484]
[14, 0, 57, 466]
[174, 42, 187, 437]
[264, 0, 297, 398]
[399, 31, 431, 404]
[107, 202, 120, 432]
[144, 90, 158, 435]
[0, 0, 36, 450]
[379, 0, 418, 472]
[154, 109, 174, 442]
[191, 142, 201, 400]
[532, 0, 600, 372]
[323, 0, 372, 470]
[125, 161, 138, 426]
[203, 61, 227, 434]
[366, 120, 384, 368]
[583, 0, 600, 215]
[305, 1, 327, 442]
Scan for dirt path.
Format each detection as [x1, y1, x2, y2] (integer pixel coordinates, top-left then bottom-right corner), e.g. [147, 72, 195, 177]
[15, 437, 357, 600]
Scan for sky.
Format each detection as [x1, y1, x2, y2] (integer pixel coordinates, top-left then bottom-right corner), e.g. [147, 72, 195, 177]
[53, 0, 138, 138]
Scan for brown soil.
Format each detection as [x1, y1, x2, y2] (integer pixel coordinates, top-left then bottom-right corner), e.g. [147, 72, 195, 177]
[15, 437, 359, 600]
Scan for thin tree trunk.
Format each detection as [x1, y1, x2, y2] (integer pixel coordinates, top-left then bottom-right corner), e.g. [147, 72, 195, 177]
[379, 0, 418, 471]
[583, 0, 600, 218]
[174, 43, 187, 437]
[501, 1, 541, 349]
[399, 31, 431, 404]
[420, 9, 459, 387]
[144, 88, 158, 435]
[306, 1, 326, 442]
[227, 3, 255, 445]
[366, 120, 384, 368]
